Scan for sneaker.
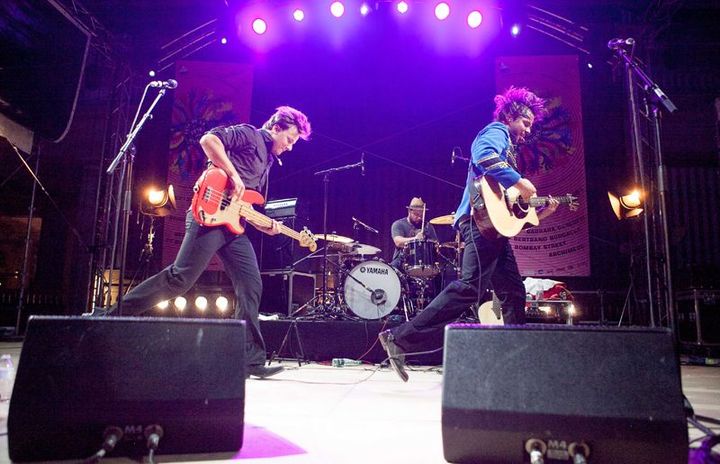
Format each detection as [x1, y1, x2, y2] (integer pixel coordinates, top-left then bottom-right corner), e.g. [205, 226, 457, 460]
[378, 330, 409, 382]
[81, 306, 114, 318]
[246, 364, 284, 379]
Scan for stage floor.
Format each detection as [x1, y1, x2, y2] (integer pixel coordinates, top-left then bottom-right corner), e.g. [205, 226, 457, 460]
[0, 340, 719, 463]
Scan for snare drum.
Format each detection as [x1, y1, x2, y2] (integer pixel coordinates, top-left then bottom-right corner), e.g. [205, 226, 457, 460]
[343, 260, 402, 319]
[403, 239, 440, 278]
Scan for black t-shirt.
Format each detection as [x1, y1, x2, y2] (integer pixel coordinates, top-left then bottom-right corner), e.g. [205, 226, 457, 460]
[208, 124, 275, 193]
[390, 217, 438, 263]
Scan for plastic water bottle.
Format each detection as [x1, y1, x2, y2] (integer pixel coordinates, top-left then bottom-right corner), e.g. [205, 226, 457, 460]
[332, 358, 362, 367]
[0, 354, 16, 401]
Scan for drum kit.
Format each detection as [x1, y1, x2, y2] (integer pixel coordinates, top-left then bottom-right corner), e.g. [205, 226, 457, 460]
[302, 213, 464, 321]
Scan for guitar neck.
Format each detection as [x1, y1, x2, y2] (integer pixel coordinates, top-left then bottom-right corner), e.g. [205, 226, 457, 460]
[528, 196, 573, 208]
[239, 205, 303, 241]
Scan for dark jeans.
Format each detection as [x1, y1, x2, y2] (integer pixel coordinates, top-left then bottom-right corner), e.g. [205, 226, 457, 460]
[391, 219, 526, 352]
[118, 210, 267, 366]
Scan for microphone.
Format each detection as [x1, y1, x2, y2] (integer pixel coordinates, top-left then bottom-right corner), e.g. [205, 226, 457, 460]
[352, 216, 379, 234]
[451, 146, 462, 165]
[607, 38, 634, 49]
[361, 153, 365, 176]
[148, 79, 178, 89]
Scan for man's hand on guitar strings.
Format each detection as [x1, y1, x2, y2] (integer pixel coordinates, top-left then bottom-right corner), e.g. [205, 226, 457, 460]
[257, 219, 282, 236]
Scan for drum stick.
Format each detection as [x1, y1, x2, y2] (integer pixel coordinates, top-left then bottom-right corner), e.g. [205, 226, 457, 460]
[421, 205, 426, 236]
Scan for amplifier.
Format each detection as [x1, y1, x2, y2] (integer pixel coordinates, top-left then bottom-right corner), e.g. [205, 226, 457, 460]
[260, 270, 316, 315]
[677, 288, 720, 345]
[265, 197, 297, 219]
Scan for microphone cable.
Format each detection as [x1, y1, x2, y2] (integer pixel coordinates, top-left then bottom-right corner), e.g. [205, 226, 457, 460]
[144, 425, 164, 464]
[81, 426, 123, 464]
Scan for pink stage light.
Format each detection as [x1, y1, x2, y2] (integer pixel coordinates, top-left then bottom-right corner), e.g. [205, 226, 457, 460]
[397, 1, 409, 14]
[434, 2, 450, 21]
[467, 10, 483, 28]
[330, 1, 345, 18]
[293, 9, 305, 22]
[252, 18, 267, 35]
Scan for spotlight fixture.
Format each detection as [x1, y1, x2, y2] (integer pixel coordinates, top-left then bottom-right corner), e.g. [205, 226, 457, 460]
[220, 37, 228, 45]
[330, 1, 345, 18]
[511, 23, 521, 36]
[608, 189, 644, 220]
[467, 11, 483, 28]
[397, 1, 409, 14]
[141, 185, 176, 217]
[360, 3, 370, 16]
[174, 296, 187, 311]
[216, 296, 230, 313]
[195, 296, 208, 311]
[434, 2, 450, 20]
[252, 18, 267, 35]
[293, 8, 305, 21]
[156, 300, 169, 310]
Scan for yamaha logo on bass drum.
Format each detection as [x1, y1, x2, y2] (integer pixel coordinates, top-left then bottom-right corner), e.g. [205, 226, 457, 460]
[360, 265, 389, 275]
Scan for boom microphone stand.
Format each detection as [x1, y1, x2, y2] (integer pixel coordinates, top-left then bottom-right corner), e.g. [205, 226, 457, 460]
[312, 156, 364, 315]
[611, 38, 677, 338]
[104, 82, 174, 315]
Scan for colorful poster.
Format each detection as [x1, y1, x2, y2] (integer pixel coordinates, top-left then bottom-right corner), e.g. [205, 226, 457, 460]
[162, 61, 253, 269]
[495, 55, 590, 276]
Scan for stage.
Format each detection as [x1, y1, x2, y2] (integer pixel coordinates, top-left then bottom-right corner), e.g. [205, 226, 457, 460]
[0, 326, 719, 463]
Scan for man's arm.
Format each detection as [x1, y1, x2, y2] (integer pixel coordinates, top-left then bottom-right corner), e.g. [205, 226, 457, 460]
[199, 133, 245, 200]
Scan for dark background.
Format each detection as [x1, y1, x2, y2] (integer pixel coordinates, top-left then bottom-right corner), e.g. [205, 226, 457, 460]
[0, 0, 718, 328]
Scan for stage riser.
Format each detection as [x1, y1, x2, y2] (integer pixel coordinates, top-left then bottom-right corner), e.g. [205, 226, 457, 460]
[260, 320, 443, 365]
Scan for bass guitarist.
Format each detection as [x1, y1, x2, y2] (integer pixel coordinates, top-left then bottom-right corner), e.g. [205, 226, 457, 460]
[88, 106, 311, 379]
[379, 87, 559, 382]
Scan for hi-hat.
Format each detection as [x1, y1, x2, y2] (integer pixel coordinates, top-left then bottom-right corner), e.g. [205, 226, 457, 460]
[313, 233, 354, 244]
[429, 214, 454, 225]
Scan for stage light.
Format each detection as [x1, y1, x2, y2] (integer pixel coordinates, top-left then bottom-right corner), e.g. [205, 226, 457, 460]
[511, 23, 521, 36]
[587, 62, 593, 69]
[141, 185, 176, 217]
[293, 8, 305, 21]
[467, 10, 483, 28]
[608, 189, 644, 220]
[148, 70, 156, 77]
[216, 296, 230, 313]
[252, 18, 267, 35]
[361, 3, 371, 15]
[397, 1, 409, 14]
[220, 37, 228, 45]
[174, 296, 187, 311]
[156, 300, 169, 310]
[195, 296, 208, 312]
[567, 304, 577, 316]
[435, 2, 450, 20]
[330, 1, 345, 18]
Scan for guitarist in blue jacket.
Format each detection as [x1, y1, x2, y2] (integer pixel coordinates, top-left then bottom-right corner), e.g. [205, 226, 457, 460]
[379, 87, 558, 382]
[87, 106, 311, 379]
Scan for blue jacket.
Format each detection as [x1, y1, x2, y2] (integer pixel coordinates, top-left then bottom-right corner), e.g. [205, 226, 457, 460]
[453, 122, 522, 227]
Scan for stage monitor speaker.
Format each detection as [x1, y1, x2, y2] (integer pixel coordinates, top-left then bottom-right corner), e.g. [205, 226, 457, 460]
[8, 316, 246, 461]
[442, 324, 688, 464]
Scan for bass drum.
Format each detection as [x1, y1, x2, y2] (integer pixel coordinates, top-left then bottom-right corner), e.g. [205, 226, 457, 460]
[343, 260, 402, 320]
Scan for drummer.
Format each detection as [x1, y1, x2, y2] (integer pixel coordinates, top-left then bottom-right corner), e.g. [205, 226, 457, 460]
[390, 197, 438, 270]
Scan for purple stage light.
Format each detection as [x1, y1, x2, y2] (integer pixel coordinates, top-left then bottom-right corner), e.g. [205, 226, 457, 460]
[511, 23, 521, 36]
[397, 1, 409, 14]
[360, 3, 370, 16]
[252, 18, 267, 35]
[220, 37, 228, 44]
[467, 11, 482, 28]
[293, 8, 305, 22]
[330, 1, 345, 18]
[434, 2, 450, 21]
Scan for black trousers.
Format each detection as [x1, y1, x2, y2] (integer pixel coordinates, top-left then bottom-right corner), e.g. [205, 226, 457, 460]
[391, 219, 526, 352]
[117, 210, 267, 366]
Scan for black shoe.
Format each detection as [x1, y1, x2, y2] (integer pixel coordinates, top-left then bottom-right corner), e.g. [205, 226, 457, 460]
[81, 306, 114, 318]
[246, 364, 284, 379]
[378, 330, 408, 382]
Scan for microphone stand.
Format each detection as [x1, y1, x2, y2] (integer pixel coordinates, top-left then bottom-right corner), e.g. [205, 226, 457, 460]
[313, 160, 363, 316]
[105, 88, 169, 315]
[612, 42, 677, 338]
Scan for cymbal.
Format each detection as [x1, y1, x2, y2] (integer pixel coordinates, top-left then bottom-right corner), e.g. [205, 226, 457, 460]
[351, 243, 382, 255]
[429, 214, 454, 225]
[313, 233, 354, 244]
